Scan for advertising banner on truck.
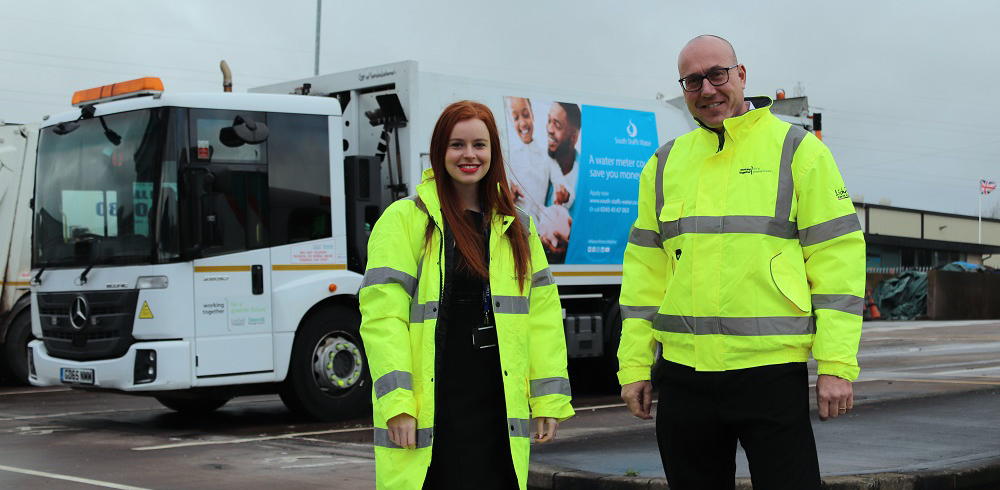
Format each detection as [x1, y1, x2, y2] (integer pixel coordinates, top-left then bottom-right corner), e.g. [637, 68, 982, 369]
[503, 96, 657, 265]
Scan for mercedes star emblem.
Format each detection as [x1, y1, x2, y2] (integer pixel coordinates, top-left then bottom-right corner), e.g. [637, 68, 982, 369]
[69, 296, 90, 330]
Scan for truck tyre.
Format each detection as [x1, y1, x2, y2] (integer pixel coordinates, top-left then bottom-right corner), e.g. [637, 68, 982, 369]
[2, 312, 33, 385]
[155, 395, 230, 414]
[279, 305, 370, 422]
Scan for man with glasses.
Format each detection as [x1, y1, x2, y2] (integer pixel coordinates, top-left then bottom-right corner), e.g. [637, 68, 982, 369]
[617, 35, 864, 490]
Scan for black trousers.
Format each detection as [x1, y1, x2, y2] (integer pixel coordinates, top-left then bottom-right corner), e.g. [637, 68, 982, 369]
[654, 361, 822, 490]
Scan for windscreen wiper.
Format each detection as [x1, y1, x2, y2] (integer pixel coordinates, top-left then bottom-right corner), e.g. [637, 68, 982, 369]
[32, 264, 47, 286]
[79, 259, 98, 285]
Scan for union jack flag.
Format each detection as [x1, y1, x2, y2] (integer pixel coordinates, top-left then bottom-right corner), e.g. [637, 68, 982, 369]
[982, 179, 996, 195]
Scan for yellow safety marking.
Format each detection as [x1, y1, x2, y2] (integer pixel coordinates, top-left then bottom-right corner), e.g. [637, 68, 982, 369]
[138, 302, 154, 319]
[553, 271, 623, 277]
[194, 265, 251, 273]
[272, 264, 347, 271]
[0, 281, 30, 287]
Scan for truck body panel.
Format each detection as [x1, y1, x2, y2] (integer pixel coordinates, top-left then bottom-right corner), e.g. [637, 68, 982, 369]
[0, 122, 38, 383]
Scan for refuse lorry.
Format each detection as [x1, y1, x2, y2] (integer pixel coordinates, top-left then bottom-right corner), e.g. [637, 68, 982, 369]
[28, 61, 695, 420]
[0, 121, 38, 385]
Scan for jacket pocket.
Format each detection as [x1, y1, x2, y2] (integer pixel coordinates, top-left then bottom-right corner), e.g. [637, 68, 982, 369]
[769, 241, 810, 313]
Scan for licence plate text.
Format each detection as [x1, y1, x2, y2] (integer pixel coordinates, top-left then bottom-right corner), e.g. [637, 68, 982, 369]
[60, 367, 95, 385]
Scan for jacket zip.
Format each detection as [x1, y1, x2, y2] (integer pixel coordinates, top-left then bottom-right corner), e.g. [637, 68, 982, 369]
[695, 117, 726, 152]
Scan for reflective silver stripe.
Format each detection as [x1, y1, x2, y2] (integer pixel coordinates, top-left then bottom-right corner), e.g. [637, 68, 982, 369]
[812, 294, 863, 316]
[653, 141, 674, 224]
[628, 226, 662, 249]
[361, 267, 417, 297]
[799, 214, 862, 247]
[660, 215, 798, 240]
[530, 377, 572, 398]
[410, 301, 439, 323]
[532, 268, 555, 288]
[515, 209, 531, 236]
[493, 295, 529, 314]
[373, 427, 433, 449]
[374, 370, 413, 399]
[508, 418, 531, 438]
[403, 194, 428, 215]
[620, 305, 658, 322]
[775, 125, 807, 223]
[652, 314, 815, 336]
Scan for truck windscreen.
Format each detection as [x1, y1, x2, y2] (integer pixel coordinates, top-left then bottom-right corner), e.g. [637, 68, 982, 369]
[33, 108, 172, 268]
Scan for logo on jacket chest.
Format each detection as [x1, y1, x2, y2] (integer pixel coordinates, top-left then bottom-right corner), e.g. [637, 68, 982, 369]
[738, 165, 773, 176]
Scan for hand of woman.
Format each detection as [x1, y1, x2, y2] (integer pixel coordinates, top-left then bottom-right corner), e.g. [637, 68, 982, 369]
[533, 417, 559, 444]
[387, 413, 417, 449]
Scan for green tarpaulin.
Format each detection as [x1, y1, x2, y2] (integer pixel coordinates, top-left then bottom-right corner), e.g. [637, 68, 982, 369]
[872, 271, 927, 321]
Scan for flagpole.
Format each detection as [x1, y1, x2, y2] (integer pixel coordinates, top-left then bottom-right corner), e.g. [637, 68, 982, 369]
[979, 190, 983, 244]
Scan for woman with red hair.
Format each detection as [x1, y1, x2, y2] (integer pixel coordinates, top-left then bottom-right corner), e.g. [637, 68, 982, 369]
[360, 100, 574, 489]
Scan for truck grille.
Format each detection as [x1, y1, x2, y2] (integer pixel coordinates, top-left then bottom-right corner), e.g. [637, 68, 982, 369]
[36, 290, 139, 361]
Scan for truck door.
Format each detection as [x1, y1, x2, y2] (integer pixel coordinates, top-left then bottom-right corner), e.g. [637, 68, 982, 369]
[188, 110, 274, 378]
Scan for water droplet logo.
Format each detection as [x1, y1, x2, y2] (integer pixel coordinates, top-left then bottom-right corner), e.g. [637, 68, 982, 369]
[626, 120, 638, 138]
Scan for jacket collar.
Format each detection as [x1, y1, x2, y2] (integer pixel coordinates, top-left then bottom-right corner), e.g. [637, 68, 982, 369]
[414, 168, 516, 236]
[694, 96, 775, 141]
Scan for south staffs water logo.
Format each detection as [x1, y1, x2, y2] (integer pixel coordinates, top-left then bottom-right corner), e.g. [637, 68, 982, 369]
[615, 119, 652, 147]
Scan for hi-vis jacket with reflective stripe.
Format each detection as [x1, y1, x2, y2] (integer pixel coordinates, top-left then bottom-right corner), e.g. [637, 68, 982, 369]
[359, 168, 574, 490]
[618, 97, 865, 385]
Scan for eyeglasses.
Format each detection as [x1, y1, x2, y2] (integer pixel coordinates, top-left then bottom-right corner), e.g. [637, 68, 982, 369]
[678, 64, 739, 92]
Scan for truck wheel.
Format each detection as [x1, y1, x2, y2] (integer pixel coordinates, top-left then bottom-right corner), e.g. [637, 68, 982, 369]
[279, 305, 370, 422]
[2, 313, 34, 385]
[155, 395, 230, 414]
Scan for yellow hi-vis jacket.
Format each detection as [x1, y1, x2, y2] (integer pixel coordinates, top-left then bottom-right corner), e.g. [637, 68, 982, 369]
[618, 97, 865, 384]
[360, 168, 574, 490]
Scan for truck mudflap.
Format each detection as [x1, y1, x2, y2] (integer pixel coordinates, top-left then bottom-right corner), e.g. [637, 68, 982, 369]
[29, 339, 192, 391]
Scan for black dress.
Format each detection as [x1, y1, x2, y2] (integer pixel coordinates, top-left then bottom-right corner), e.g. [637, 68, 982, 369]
[423, 211, 518, 489]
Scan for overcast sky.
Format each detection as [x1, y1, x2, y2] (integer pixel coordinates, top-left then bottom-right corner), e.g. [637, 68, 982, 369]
[3, 0, 998, 217]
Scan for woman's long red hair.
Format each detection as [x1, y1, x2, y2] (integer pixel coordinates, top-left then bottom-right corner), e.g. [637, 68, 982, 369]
[428, 100, 531, 290]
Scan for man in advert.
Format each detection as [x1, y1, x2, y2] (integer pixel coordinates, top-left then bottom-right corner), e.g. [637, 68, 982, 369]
[617, 34, 865, 490]
[539, 102, 582, 261]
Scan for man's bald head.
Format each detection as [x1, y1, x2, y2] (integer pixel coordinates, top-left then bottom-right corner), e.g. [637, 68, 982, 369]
[678, 35, 738, 72]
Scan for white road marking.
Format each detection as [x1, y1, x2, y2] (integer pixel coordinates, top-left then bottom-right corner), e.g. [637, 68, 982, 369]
[0, 464, 153, 489]
[132, 426, 373, 451]
[0, 387, 71, 396]
[578, 399, 658, 411]
[0, 407, 160, 422]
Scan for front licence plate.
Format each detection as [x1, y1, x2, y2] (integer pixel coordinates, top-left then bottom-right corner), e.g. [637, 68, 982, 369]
[60, 367, 95, 385]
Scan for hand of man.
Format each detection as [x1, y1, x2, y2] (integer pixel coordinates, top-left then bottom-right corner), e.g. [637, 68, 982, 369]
[552, 185, 570, 205]
[621, 380, 653, 420]
[534, 417, 559, 444]
[816, 374, 853, 421]
[387, 413, 417, 448]
[539, 207, 572, 254]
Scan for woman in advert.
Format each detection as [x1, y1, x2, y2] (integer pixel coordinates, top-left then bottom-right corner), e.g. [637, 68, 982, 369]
[359, 100, 574, 489]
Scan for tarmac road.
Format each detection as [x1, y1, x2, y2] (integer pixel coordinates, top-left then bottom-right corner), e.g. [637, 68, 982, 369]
[529, 320, 1000, 489]
[1, 319, 998, 489]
